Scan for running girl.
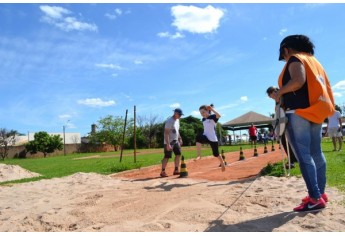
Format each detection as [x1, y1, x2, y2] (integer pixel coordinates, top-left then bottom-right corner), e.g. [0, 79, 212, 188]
[195, 104, 226, 171]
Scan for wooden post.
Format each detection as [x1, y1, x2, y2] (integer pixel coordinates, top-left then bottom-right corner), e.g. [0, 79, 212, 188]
[120, 109, 128, 162]
[134, 105, 137, 163]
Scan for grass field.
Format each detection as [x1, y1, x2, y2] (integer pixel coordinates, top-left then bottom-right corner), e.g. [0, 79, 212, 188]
[1, 141, 344, 193]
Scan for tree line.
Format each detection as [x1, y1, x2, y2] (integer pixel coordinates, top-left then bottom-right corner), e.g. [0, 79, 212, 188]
[3, 104, 341, 159]
[88, 114, 227, 151]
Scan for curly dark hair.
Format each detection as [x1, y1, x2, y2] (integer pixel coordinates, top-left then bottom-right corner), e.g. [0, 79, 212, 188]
[278, 34, 315, 61]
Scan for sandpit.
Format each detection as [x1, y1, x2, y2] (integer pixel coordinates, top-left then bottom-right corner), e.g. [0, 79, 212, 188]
[0, 147, 344, 232]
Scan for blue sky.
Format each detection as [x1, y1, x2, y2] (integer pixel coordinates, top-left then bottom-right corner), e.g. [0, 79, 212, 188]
[1, 2, 345, 137]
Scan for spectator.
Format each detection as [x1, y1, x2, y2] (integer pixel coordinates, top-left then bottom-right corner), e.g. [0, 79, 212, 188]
[248, 123, 258, 146]
[326, 108, 343, 151]
[266, 86, 298, 167]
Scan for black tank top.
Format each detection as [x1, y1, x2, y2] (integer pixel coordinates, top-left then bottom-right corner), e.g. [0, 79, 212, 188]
[282, 56, 310, 110]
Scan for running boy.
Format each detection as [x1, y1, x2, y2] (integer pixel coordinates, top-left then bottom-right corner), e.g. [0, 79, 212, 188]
[195, 104, 226, 171]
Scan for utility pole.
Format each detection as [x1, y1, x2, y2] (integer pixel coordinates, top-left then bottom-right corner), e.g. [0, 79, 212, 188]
[63, 125, 66, 156]
[63, 120, 70, 156]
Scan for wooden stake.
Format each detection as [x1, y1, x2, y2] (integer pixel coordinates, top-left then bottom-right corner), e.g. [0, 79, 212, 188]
[134, 105, 137, 163]
[120, 109, 128, 162]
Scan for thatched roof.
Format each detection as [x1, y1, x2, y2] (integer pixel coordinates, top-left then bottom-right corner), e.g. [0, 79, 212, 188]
[222, 111, 274, 131]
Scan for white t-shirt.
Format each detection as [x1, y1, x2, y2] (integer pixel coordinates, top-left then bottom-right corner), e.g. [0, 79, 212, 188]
[164, 116, 180, 144]
[328, 111, 341, 128]
[202, 114, 219, 142]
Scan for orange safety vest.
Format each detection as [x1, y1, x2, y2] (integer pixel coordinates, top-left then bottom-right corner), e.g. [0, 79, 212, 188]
[278, 53, 335, 124]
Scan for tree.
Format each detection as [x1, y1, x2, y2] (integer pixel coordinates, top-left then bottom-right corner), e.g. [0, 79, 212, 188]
[0, 128, 19, 161]
[180, 116, 203, 146]
[95, 115, 134, 151]
[25, 131, 63, 157]
[137, 114, 162, 148]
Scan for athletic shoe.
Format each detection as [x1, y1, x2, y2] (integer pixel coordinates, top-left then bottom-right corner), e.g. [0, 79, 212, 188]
[302, 193, 328, 203]
[173, 170, 180, 175]
[160, 171, 168, 177]
[293, 198, 326, 212]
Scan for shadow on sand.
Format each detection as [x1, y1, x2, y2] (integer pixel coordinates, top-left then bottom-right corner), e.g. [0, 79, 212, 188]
[205, 211, 321, 232]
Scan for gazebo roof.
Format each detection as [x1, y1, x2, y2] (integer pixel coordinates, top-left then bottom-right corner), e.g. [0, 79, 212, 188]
[222, 111, 274, 131]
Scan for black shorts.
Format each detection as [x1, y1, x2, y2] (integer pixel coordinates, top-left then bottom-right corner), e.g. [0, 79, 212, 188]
[196, 134, 219, 157]
[250, 135, 257, 141]
[164, 140, 181, 158]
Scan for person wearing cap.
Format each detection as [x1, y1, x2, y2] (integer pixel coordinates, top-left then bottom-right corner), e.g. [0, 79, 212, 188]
[160, 108, 184, 177]
[271, 35, 335, 212]
[195, 104, 226, 172]
[266, 86, 298, 168]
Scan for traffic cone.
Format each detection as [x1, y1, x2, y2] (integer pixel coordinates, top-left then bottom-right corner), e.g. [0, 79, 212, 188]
[264, 143, 268, 153]
[219, 149, 228, 167]
[239, 146, 245, 161]
[179, 155, 188, 178]
[271, 140, 275, 151]
[253, 145, 258, 157]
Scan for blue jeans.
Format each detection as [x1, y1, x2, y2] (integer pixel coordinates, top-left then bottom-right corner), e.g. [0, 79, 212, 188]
[285, 113, 326, 199]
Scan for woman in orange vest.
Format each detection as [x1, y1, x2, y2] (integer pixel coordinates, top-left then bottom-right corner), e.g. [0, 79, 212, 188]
[272, 35, 335, 212]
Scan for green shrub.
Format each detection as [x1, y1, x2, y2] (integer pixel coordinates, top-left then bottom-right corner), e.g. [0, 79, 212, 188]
[260, 162, 285, 177]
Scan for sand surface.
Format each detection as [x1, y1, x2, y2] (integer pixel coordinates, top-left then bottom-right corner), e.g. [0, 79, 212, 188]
[0, 164, 40, 182]
[0, 147, 344, 232]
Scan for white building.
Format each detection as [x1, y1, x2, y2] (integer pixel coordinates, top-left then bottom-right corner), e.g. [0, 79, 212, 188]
[25, 132, 81, 145]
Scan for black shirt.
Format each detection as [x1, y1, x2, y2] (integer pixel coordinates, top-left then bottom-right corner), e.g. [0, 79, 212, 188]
[282, 56, 310, 110]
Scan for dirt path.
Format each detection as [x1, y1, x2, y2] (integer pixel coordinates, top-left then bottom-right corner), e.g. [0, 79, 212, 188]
[113, 144, 285, 181]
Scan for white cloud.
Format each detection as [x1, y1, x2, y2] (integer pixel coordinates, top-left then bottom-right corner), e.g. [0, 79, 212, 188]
[157, 31, 185, 39]
[115, 8, 122, 15]
[134, 60, 143, 65]
[40, 5, 70, 19]
[279, 28, 288, 36]
[333, 92, 343, 98]
[39, 5, 97, 32]
[59, 114, 71, 119]
[332, 80, 345, 91]
[169, 103, 180, 108]
[191, 110, 201, 117]
[171, 5, 225, 34]
[95, 63, 123, 70]
[240, 96, 248, 102]
[332, 80, 345, 98]
[105, 8, 123, 20]
[77, 98, 116, 107]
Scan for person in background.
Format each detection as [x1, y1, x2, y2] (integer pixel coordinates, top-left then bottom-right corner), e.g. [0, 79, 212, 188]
[326, 108, 343, 151]
[248, 123, 258, 146]
[160, 108, 184, 178]
[272, 34, 335, 212]
[266, 86, 298, 168]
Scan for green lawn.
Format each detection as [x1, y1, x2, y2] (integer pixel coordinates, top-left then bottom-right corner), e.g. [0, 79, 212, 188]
[260, 140, 345, 192]
[1, 141, 344, 193]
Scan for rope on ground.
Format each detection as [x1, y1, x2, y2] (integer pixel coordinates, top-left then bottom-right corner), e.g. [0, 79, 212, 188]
[204, 173, 260, 231]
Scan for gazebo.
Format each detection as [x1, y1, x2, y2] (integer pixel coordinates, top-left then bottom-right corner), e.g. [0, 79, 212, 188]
[222, 111, 275, 144]
[222, 111, 274, 131]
